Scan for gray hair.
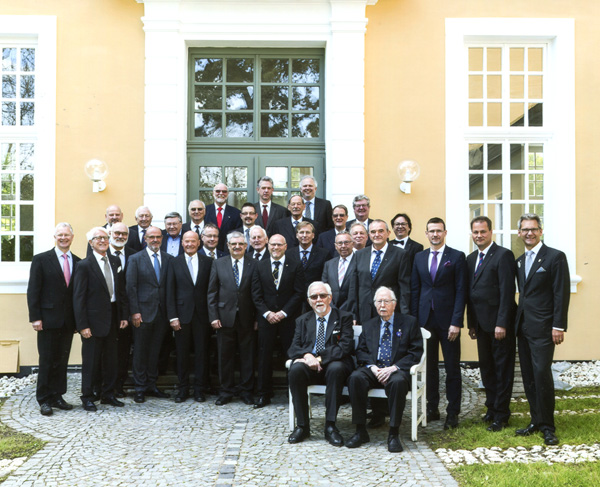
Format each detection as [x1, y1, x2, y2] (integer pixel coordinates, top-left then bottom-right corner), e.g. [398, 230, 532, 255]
[517, 213, 542, 230]
[370, 219, 389, 231]
[373, 286, 397, 303]
[164, 211, 183, 223]
[54, 222, 74, 235]
[135, 206, 152, 219]
[187, 200, 205, 211]
[300, 174, 317, 188]
[86, 226, 108, 242]
[352, 194, 370, 207]
[250, 226, 268, 238]
[226, 231, 245, 243]
[307, 281, 332, 298]
[257, 176, 274, 187]
[349, 222, 367, 233]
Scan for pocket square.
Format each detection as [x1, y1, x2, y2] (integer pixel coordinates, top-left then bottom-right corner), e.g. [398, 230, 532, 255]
[536, 267, 546, 273]
[444, 261, 452, 267]
[332, 330, 340, 334]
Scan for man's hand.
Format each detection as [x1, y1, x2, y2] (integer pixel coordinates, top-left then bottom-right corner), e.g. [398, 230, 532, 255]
[267, 311, 284, 324]
[373, 365, 396, 385]
[119, 320, 129, 329]
[468, 328, 477, 340]
[211, 319, 222, 329]
[553, 329, 565, 345]
[32, 320, 43, 332]
[131, 313, 142, 328]
[298, 353, 322, 372]
[448, 325, 461, 342]
[80, 328, 92, 339]
[494, 326, 506, 341]
[170, 319, 181, 331]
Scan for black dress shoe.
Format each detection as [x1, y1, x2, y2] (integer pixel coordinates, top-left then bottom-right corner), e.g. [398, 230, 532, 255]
[175, 393, 188, 404]
[240, 395, 254, 405]
[515, 423, 539, 436]
[324, 425, 344, 447]
[387, 434, 404, 453]
[253, 396, 271, 409]
[215, 395, 232, 406]
[40, 403, 53, 416]
[288, 426, 310, 444]
[544, 431, 559, 445]
[51, 397, 73, 411]
[482, 412, 494, 423]
[368, 414, 385, 428]
[82, 400, 97, 412]
[114, 387, 126, 398]
[194, 392, 206, 403]
[146, 387, 170, 398]
[427, 409, 441, 422]
[444, 414, 459, 430]
[133, 392, 145, 403]
[346, 430, 370, 449]
[101, 396, 125, 407]
[487, 421, 509, 432]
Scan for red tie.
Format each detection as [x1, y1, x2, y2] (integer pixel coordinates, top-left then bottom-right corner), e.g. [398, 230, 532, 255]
[262, 205, 268, 228]
[62, 254, 70, 286]
[217, 207, 223, 228]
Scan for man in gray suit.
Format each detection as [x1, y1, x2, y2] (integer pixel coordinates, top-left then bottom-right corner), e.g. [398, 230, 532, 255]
[321, 231, 355, 313]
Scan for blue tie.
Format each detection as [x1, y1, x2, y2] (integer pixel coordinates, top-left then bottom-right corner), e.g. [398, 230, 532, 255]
[233, 259, 240, 287]
[153, 253, 160, 281]
[474, 251, 485, 277]
[301, 250, 309, 268]
[377, 321, 392, 368]
[371, 250, 382, 281]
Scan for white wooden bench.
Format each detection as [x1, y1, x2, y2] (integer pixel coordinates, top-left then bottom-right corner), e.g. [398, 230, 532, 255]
[287, 326, 430, 441]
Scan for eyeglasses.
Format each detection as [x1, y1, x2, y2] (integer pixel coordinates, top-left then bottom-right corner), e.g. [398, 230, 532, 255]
[269, 242, 285, 247]
[92, 236, 109, 242]
[309, 293, 330, 300]
[520, 228, 540, 234]
[354, 204, 369, 208]
[214, 190, 228, 194]
[374, 299, 396, 305]
[333, 213, 346, 218]
[394, 222, 408, 227]
[112, 231, 128, 237]
[190, 208, 204, 212]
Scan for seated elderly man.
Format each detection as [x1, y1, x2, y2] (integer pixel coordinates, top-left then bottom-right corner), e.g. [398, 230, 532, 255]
[287, 281, 354, 446]
[346, 286, 423, 452]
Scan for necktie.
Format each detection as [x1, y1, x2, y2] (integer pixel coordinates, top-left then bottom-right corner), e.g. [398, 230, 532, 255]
[305, 201, 312, 219]
[525, 250, 534, 278]
[377, 322, 392, 368]
[338, 257, 347, 286]
[153, 253, 160, 281]
[262, 205, 268, 228]
[114, 250, 123, 268]
[474, 251, 485, 277]
[293, 220, 298, 228]
[188, 256, 196, 284]
[217, 207, 223, 228]
[209, 250, 215, 259]
[430, 250, 439, 282]
[141, 228, 147, 248]
[245, 228, 250, 246]
[61, 254, 70, 286]
[254, 252, 261, 260]
[301, 250, 309, 268]
[273, 260, 281, 286]
[371, 250, 382, 281]
[195, 225, 200, 237]
[102, 256, 114, 298]
[315, 317, 326, 354]
[233, 259, 240, 287]
[397, 239, 405, 247]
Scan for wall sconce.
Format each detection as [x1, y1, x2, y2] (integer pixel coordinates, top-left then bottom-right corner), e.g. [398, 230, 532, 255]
[397, 160, 421, 194]
[84, 159, 108, 192]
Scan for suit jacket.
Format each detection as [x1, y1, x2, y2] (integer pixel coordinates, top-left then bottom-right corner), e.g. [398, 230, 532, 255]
[271, 216, 318, 248]
[391, 237, 424, 271]
[466, 242, 516, 333]
[247, 247, 270, 260]
[410, 246, 467, 329]
[254, 201, 289, 236]
[348, 244, 411, 323]
[321, 255, 356, 313]
[204, 203, 242, 251]
[515, 243, 570, 336]
[355, 312, 423, 373]
[27, 249, 81, 330]
[287, 307, 354, 368]
[346, 218, 373, 231]
[109, 245, 137, 273]
[285, 246, 330, 290]
[199, 247, 225, 259]
[315, 229, 337, 259]
[160, 230, 184, 257]
[207, 256, 257, 328]
[166, 252, 212, 325]
[126, 250, 173, 323]
[304, 197, 333, 233]
[73, 253, 127, 337]
[127, 225, 147, 252]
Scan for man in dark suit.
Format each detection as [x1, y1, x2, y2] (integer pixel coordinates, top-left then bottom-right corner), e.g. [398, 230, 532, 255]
[181, 200, 206, 237]
[346, 195, 373, 233]
[410, 217, 467, 430]
[204, 183, 242, 252]
[248, 226, 270, 260]
[85, 204, 124, 256]
[126, 226, 173, 403]
[166, 231, 213, 403]
[514, 213, 570, 446]
[208, 231, 258, 406]
[287, 281, 354, 446]
[316, 204, 349, 258]
[251, 234, 305, 408]
[390, 213, 423, 273]
[467, 216, 516, 431]
[254, 176, 288, 236]
[27, 223, 81, 416]
[199, 223, 226, 259]
[161, 211, 184, 257]
[299, 175, 333, 233]
[346, 286, 423, 452]
[235, 203, 260, 246]
[271, 195, 317, 248]
[321, 231, 355, 313]
[127, 206, 153, 252]
[349, 222, 368, 251]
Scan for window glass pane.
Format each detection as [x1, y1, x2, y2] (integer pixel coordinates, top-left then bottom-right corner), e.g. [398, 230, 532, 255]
[487, 75, 501, 99]
[291, 167, 313, 189]
[487, 48, 502, 71]
[21, 75, 35, 98]
[510, 174, 525, 199]
[1, 174, 16, 200]
[292, 59, 320, 83]
[528, 76, 543, 99]
[224, 166, 247, 189]
[469, 174, 483, 199]
[1, 235, 15, 262]
[487, 103, 501, 126]
[194, 113, 222, 137]
[2, 75, 15, 97]
[292, 114, 319, 138]
[20, 143, 34, 170]
[488, 203, 504, 230]
[469, 102, 483, 126]
[510, 75, 524, 99]
[469, 203, 484, 222]
[20, 235, 33, 261]
[261, 59, 289, 83]
[225, 113, 253, 137]
[20, 204, 33, 231]
[228, 191, 248, 208]
[2, 101, 16, 125]
[528, 173, 543, 200]
[528, 103, 543, 127]
[292, 87, 319, 110]
[469, 48, 483, 71]
[511, 204, 525, 229]
[510, 144, 524, 170]
[226, 58, 254, 83]
[488, 173, 502, 199]
[1, 204, 15, 230]
[488, 144, 502, 170]
[195, 58, 223, 83]
[510, 48, 524, 71]
[20, 102, 34, 125]
[510, 103, 524, 126]
[469, 75, 483, 99]
[530, 203, 544, 222]
[528, 48, 543, 71]
[21, 48, 35, 72]
[528, 145, 543, 169]
[469, 144, 483, 170]
[511, 233, 524, 257]
[265, 167, 288, 187]
[198, 190, 213, 203]
[195, 85, 222, 110]
[2, 48, 16, 71]
[261, 113, 288, 137]
[20, 174, 34, 200]
[272, 191, 288, 207]
[261, 86, 288, 110]
[1, 143, 15, 170]
[226, 86, 253, 110]
[199, 167, 222, 188]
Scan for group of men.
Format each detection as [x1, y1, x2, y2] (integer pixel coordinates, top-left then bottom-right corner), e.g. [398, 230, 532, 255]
[26, 173, 570, 451]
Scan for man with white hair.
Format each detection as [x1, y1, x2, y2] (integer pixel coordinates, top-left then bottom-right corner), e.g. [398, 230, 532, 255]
[299, 174, 333, 234]
[182, 200, 206, 237]
[248, 226, 269, 260]
[128, 205, 153, 251]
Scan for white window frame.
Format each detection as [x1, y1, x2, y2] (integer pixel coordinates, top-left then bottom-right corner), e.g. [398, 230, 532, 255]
[0, 16, 56, 293]
[446, 18, 580, 291]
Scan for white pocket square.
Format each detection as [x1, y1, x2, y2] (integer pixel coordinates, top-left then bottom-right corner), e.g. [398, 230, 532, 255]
[332, 330, 340, 334]
[536, 267, 546, 273]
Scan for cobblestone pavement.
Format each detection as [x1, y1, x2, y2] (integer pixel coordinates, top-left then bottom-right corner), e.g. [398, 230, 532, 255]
[0, 373, 483, 486]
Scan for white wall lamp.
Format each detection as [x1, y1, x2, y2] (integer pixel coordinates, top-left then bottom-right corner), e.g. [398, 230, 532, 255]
[397, 160, 421, 194]
[84, 159, 109, 192]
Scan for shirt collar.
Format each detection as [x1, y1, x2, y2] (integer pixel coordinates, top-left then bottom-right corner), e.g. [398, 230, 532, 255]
[315, 309, 332, 323]
[54, 247, 72, 259]
[372, 242, 388, 254]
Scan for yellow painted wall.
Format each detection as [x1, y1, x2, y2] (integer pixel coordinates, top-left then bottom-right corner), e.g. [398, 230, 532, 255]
[365, 0, 600, 360]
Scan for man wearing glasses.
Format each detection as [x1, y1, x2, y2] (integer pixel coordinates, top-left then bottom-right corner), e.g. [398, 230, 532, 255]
[182, 200, 206, 240]
[204, 183, 242, 252]
[346, 195, 373, 233]
[390, 213, 423, 273]
[287, 281, 354, 446]
[316, 204, 350, 258]
[321, 230, 356, 312]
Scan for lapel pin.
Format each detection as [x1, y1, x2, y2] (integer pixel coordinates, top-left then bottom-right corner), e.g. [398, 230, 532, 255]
[396, 330, 402, 338]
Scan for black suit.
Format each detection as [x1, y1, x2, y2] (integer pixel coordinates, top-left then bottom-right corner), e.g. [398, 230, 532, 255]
[315, 229, 338, 259]
[346, 218, 373, 231]
[73, 253, 127, 402]
[207, 256, 258, 398]
[467, 243, 516, 423]
[515, 243, 570, 433]
[254, 201, 289, 236]
[287, 308, 354, 427]
[271, 217, 318, 248]
[205, 204, 242, 251]
[348, 313, 423, 427]
[127, 225, 147, 252]
[391, 237, 423, 274]
[27, 249, 81, 405]
[303, 197, 333, 233]
[182, 221, 204, 237]
[166, 252, 213, 395]
[252, 256, 305, 397]
[247, 247, 270, 260]
[321, 255, 356, 313]
[199, 247, 225, 259]
[286, 246, 330, 312]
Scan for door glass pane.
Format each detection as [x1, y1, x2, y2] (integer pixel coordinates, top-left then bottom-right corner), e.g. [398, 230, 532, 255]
[20, 204, 33, 231]
[511, 234, 524, 257]
[199, 167, 222, 188]
[261, 114, 288, 137]
[488, 203, 504, 230]
[487, 103, 501, 126]
[528, 173, 543, 200]
[469, 144, 483, 170]
[510, 75, 524, 99]
[261, 59, 289, 83]
[510, 48, 524, 71]
[487, 48, 502, 71]
[261, 86, 288, 110]
[226, 58, 254, 83]
[487, 75, 501, 99]
[1, 142, 15, 169]
[20, 143, 34, 170]
[21, 48, 35, 72]
[510, 103, 524, 126]
[2, 101, 16, 125]
[194, 113, 222, 137]
[2, 48, 16, 71]
[292, 87, 319, 110]
[224, 166, 247, 188]
[528, 48, 543, 71]
[292, 114, 319, 138]
[510, 144, 524, 170]
[469, 174, 483, 199]
[530, 203, 544, 222]
[226, 86, 253, 110]
[195, 85, 222, 109]
[1, 174, 15, 200]
[272, 192, 288, 207]
[292, 59, 320, 83]
[21, 75, 35, 98]
[228, 192, 247, 208]
[20, 102, 34, 125]
[469, 102, 483, 126]
[469, 48, 483, 71]
[511, 204, 525, 229]
[529, 103, 543, 126]
[2, 75, 16, 97]
[198, 190, 213, 203]
[20, 235, 33, 261]
[195, 58, 223, 82]
[528, 145, 543, 169]
[1, 203, 15, 230]
[510, 174, 525, 199]
[266, 166, 288, 187]
[291, 167, 313, 189]
[469, 75, 482, 99]
[488, 144, 502, 170]
[469, 203, 483, 221]
[225, 114, 253, 137]
[1, 235, 15, 261]
[20, 174, 34, 200]
[488, 174, 502, 199]
[528, 76, 543, 99]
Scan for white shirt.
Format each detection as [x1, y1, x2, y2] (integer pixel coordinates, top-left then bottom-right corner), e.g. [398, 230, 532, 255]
[146, 246, 162, 266]
[54, 247, 73, 274]
[311, 309, 332, 354]
[369, 242, 388, 269]
[110, 245, 126, 268]
[231, 255, 244, 282]
[93, 251, 116, 302]
[186, 252, 198, 283]
[303, 196, 315, 218]
[428, 245, 446, 271]
[192, 221, 205, 235]
[260, 201, 272, 216]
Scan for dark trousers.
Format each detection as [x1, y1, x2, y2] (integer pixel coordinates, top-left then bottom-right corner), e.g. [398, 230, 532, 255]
[132, 310, 167, 392]
[256, 317, 295, 396]
[174, 311, 210, 394]
[476, 326, 515, 423]
[36, 326, 74, 405]
[348, 367, 410, 427]
[289, 360, 352, 428]
[517, 329, 556, 432]
[425, 311, 461, 415]
[216, 314, 255, 397]
[116, 325, 133, 387]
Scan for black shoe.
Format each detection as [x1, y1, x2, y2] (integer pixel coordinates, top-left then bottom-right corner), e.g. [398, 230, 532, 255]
[288, 426, 310, 444]
[175, 393, 188, 404]
[368, 414, 385, 428]
[482, 412, 494, 423]
[114, 387, 126, 398]
[82, 400, 97, 412]
[51, 397, 73, 411]
[194, 392, 206, 403]
[444, 414, 459, 430]
[253, 396, 271, 409]
[215, 395, 232, 406]
[240, 395, 254, 405]
[101, 396, 125, 407]
[146, 387, 170, 398]
[346, 430, 370, 449]
[387, 434, 404, 453]
[133, 392, 145, 403]
[324, 425, 344, 447]
[487, 421, 509, 432]
[515, 423, 539, 436]
[427, 409, 441, 422]
[40, 403, 53, 416]
[544, 431, 559, 445]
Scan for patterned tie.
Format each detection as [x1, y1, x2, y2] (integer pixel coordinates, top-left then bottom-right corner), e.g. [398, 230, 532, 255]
[153, 253, 160, 281]
[195, 225, 200, 237]
[474, 251, 485, 277]
[305, 201, 312, 219]
[315, 317, 326, 354]
[245, 228, 250, 246]
[272, 260, 281, 286]
[262, 205, 268, 228]
[377, 321, 392, 368]
[141, 229, 147, 248]
[254, 252, 261, 260]
[525, 250, 534, 278]
[301, 250, 309, 268]
[338, 257, 347, 286]
[233, 259, 240, 287]
[209, 250, 215, 259]
[101, 256, 114, 298]
[430, 250, 439, 283]
[188, 256, 196, 284]
[293, 220, 298, 228]
[217, 207, 223, 228]
[371, 250, 382, 281]
[61, 254, 70, 286]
